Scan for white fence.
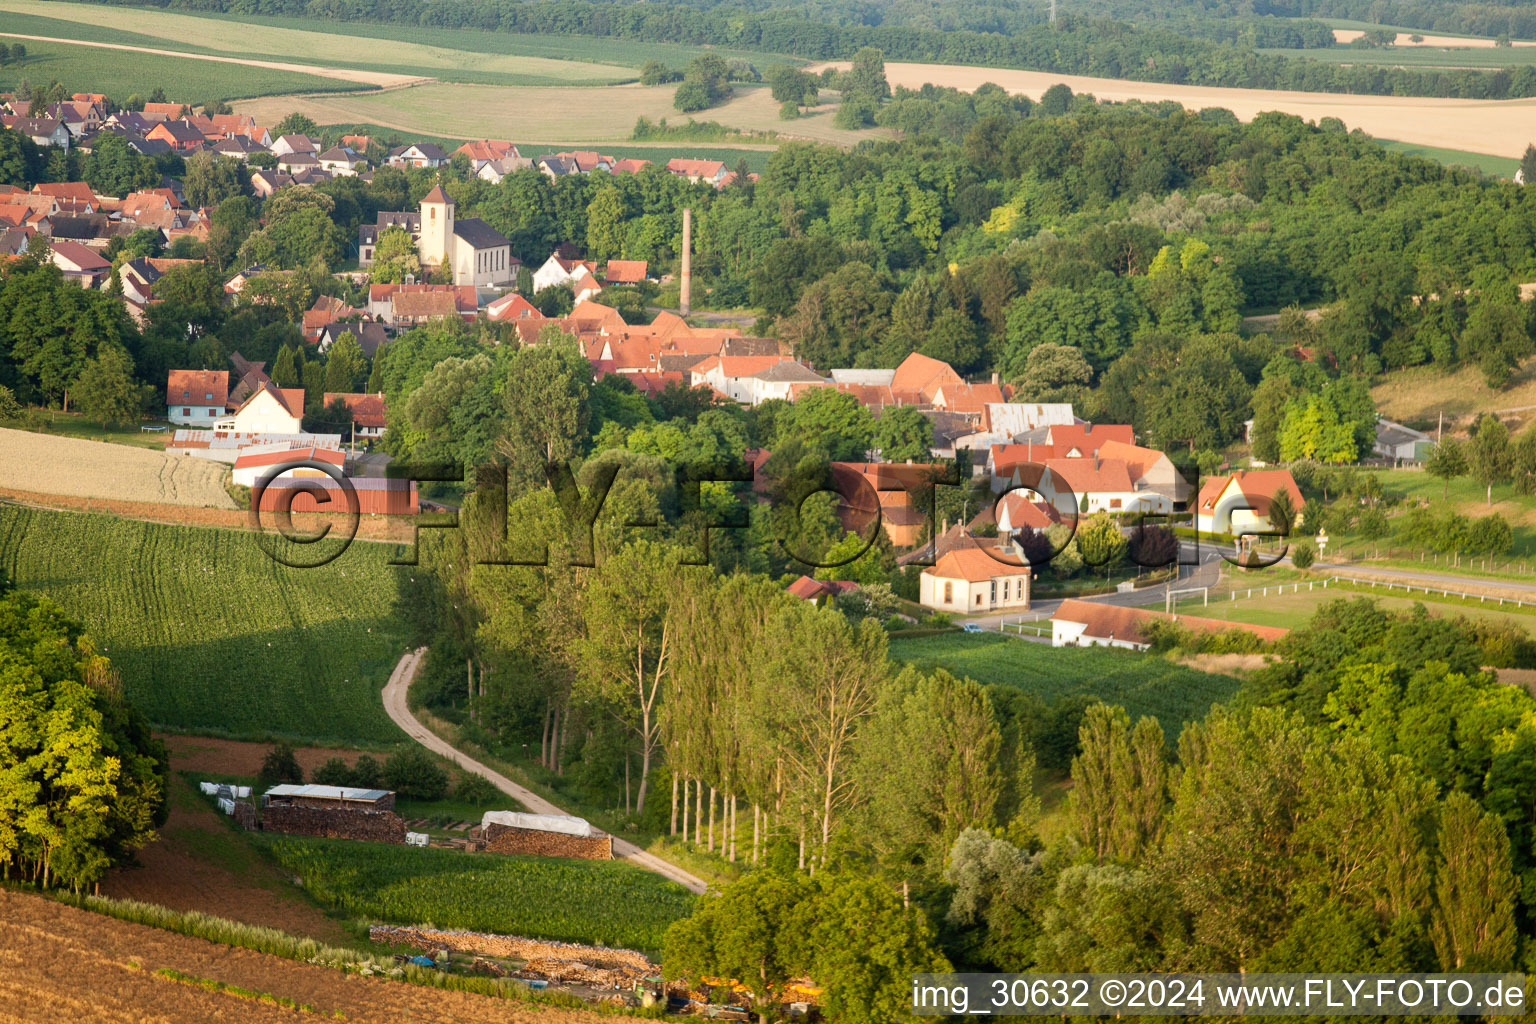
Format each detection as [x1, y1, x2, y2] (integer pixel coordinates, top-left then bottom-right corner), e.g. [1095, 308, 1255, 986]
[1216, 575, 1536, 610]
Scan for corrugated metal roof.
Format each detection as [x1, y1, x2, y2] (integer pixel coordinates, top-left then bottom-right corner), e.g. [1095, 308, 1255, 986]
[264, 784, 391, 800]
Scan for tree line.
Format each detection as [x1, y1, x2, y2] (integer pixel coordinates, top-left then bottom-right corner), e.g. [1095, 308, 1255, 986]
[0, 580, 167, 894]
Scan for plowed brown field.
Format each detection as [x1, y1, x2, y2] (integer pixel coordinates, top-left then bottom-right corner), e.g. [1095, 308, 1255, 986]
[0, 889, 608, 1024]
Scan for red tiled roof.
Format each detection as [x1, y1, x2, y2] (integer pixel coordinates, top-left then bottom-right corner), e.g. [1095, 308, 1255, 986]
[1197, 470, 1304, 518]
[32, 181, 96, 203]
[890, 351, 963, 397]
[1047, 423, 1135, 454]
[603, 259, 647, 284]
[665, 158, 727, 178]
[923, 547, 1029, 583]
[1052, 598, 1289, 646]
[232, 444, 344, 470]
[166, 369, 228, 407]
[321, 391, 387, 429]
[1044, 457, 1134, 496]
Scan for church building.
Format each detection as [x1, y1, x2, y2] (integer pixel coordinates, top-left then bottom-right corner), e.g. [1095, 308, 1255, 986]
[358, 184, 518, 289]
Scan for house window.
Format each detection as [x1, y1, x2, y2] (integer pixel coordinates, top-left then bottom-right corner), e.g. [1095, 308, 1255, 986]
[204, 392, 213, 401]
[1110, 498, 1122, 509]
[974, 594, 982, 606]
[181, 407, 190, 416]
[990, 580, 996, 603]
[207, 409, 216, 416]
[1002, 580, 1009, 601]
[943, 581, 952, 604]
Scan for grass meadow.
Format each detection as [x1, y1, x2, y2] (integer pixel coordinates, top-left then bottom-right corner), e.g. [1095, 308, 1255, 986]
[0, 504, 409, 742]
[887, 631, 1242, 726]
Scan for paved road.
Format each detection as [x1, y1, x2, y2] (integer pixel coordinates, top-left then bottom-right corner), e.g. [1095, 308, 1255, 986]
[1313, 560, 1536, 596]
[381, 647, 708, 894]
[959, 545, 1224, 633]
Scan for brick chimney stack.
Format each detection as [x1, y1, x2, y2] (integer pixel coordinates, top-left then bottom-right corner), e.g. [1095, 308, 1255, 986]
[680, 207, 692, 316]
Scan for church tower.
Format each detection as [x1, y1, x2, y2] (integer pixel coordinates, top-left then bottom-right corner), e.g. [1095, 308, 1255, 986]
[419, 183, 454, 270]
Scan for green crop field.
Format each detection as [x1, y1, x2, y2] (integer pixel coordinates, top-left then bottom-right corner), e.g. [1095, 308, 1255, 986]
[21, 0, 798, 71]
[265, 836, 696, 953]
[1261, 45, 1536, 68]
[1375, 140, 1519, 177]
[0, 37, 371, 100]
[887, 632, 1241, 726]
[0, 505, 408, 742]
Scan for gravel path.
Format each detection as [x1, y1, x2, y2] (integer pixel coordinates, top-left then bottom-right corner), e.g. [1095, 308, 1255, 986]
[382, 647, 709, 894]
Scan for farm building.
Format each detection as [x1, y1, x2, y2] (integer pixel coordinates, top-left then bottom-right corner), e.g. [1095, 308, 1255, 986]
[263, 784, 395, 810]
[254, 476, 419, 515]
[919, 547, 1030, 614]
[1375, 418, 1434, 463]
[1050, 599, 1288, 650]
[167, 430, 342, 461]
[261, 784, 406, 843]
[475, 811, 612, 860]
[231, 444, 345, 487]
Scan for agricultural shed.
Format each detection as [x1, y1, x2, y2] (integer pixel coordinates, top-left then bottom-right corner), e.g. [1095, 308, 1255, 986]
[477, 811, 612, 860]
[263, 784, 395, 811]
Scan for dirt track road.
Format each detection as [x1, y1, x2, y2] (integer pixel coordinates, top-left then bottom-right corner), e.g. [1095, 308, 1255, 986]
[381, 648, 708, 894]
[0, 32, 428, 87]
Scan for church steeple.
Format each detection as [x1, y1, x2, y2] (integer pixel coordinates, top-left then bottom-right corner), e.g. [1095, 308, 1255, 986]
[419, 180, 454, 269]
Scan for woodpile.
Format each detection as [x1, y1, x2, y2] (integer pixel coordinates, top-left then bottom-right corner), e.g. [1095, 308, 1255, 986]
[370, 925, 655, 988]
[477, 822, 612, 860]
[262, 805, 406, 843]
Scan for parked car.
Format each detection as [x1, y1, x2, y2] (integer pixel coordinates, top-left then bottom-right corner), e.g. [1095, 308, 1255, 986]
[961, 623, 984, 633]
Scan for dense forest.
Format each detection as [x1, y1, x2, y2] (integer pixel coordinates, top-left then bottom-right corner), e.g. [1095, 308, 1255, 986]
[65, 0, 1536, 97]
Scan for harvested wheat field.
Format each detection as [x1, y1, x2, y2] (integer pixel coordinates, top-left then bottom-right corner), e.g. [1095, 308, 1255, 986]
[0, 428, 236, 507]
[0, 889, 608, 1024]
[1332, 28, 1536, 48]
[810, 61, 1536, 158]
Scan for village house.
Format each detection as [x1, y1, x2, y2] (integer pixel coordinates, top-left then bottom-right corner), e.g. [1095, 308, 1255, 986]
[320, 392, 388, 440]
[1050, 599, 1288, 650]
[317, 321, 390, 357]
[785, 576, 859, 605]
[357, 210, 421, 266]
[1195, 469, 1304, 537]
[367, 282, 477, 326]
[602, 259, 649, 286]
[690, 354, 820, 405]
[1375, 418, 1434, 463]
[46, 240, 111, 288]
[146, 120, 205, 151]
[920, 547, 1031, 614]
[2, 116, 70, 149]
[217, 381, 306, 434]
[387, 143, 447, 169]
[831, 460, 949, 548]
[317, 146, 368, 175]
[165, 369, 230, 425]
[665, 158, 729, 186]
[531, 251, 597, 293]
[271, 134, 318, 158]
